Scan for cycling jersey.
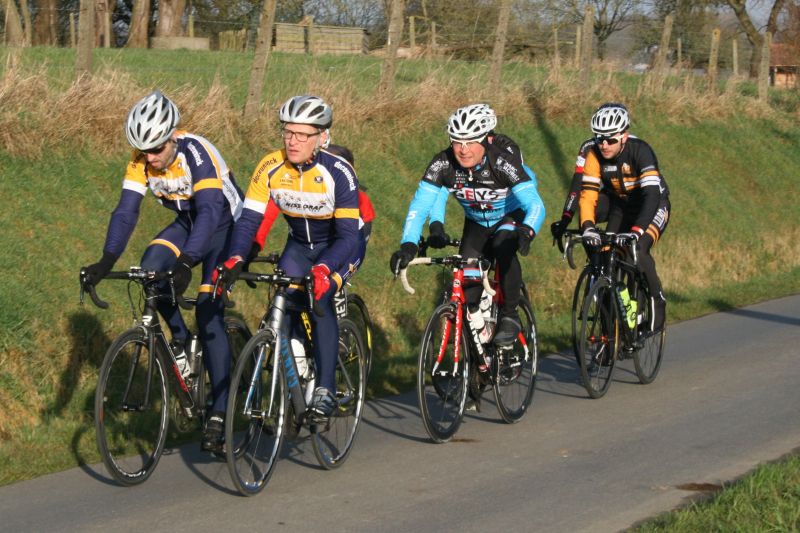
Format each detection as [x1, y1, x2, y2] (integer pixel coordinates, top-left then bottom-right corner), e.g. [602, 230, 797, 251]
[400, 134, 545, 244]
[104, 130, 243, 262]
[579, 137, 669, 235]
[230, 147, 360, 276]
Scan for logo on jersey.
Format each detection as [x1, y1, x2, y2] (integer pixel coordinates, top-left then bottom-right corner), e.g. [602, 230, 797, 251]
[603, 165, 618, 172]
[496, 156, 519, 183]
[622, 163, 631, 175]
[453, 187, 507, 203]
[187, 142, 204, 167]
[334, 161, 357, 191]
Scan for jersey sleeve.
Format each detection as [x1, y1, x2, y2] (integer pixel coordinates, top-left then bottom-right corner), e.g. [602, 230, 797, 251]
[427, 185, 450, 226]
[254, 200, 281, 251]
[358, 190, 376, 223]
[228, 152, 280, 258]
[103, 155, 148, 257]
[511, 177, 545, 234]
[579, 150, 602, 227]
[562, 140, 594, 219]
[632, 143, 664, 230]
[180, 139, 226, 262]
[400, 180, 443, 245]
[316, 166, 360, 272]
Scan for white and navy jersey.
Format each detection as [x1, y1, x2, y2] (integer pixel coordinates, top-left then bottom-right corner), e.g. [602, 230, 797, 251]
[400, 134, 545, 244]
[103, 130, 243, 262]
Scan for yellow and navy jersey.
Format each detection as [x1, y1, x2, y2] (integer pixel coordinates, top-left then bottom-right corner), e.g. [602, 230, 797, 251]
[103, 131, 244, 262]
[579, 137, 669, 230]
[229, 148, 360, 272]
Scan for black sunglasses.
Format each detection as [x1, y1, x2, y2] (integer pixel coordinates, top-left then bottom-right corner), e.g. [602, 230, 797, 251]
[595, 134, 623, 146]
[142, 141, 171, 155]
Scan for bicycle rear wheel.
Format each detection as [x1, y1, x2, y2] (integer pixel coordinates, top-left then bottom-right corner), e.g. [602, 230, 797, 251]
[225, 329, 287, 496]
[417, 303, 469, 443]
[571, 267, 594, 364]
[346, 293, 374, 380]
[493, 291, 538, 423]
[95, 327, 169, 485]
[632, 279, 665, 384]
[577, 279, 619, 399]
[312, 318, 366, 469]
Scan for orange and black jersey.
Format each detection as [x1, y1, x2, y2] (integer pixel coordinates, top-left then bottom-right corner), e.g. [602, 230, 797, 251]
[579, 137, 669, 231]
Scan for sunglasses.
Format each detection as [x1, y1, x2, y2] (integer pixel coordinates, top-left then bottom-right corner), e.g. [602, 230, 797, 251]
[595, 133, 623, 146]
[450, 135, 486, 149]
[142, 141, 170, 155]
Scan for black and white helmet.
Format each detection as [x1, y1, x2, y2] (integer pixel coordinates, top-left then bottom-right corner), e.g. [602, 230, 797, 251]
[590, 104, 629, 136]
[125, 90, 180, 151]
[447, 103, 496, 141]
[279, 95, 332, 128]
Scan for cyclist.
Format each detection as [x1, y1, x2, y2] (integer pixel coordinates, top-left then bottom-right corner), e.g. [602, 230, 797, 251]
[80, 90, 244, 453]
[247, 144, 374, 281]
[390, 103, 545, 347]
[579, 104, 671, 331]
[215, 95, 361, 419]
[550, 103, 632, 242]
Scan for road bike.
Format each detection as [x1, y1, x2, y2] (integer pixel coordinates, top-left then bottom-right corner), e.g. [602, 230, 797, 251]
[80, 267, 251, 485]
[399, 242, 538, 443]
[219, 261, 366, 496]
[561, 230, 666, 398]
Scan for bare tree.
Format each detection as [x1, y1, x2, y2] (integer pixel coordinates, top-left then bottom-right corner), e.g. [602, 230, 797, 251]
[5, 0, 26, 46]
[379, 0, 405, 95]
[550, 0, 638, 59]
[490, 0, 514, 85]
[726, 0, 786, 77]
[244, 0, 277, 118]
[127, 0, 151, 47]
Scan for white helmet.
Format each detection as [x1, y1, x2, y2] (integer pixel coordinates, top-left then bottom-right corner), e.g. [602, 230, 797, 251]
[447, 103, 496, 141]
[279, 95, 332, 128]
[125, 90, 180, 151]
[590, 105, 629, 136]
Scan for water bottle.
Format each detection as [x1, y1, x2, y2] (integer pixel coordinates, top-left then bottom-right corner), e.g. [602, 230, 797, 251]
[291, 338, 311, 380]
[479, 289, 492, 320]
[188, 335, 202, 377]
[171, 339, 191, 379]
[618, 287, 638, 330]
[467, 308, 492, 344]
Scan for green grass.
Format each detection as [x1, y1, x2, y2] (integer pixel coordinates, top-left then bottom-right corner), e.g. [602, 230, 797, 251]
[1, 46, 799, 496]
[634, 452, 800, 531]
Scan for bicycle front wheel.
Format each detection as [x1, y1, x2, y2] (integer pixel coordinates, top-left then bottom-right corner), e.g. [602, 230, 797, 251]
[571, 267, 595, 364]
[346, 293, 374, 380]
[577, 279, 619, 399]
[225, 329, 287, 496]
[95, 328, 169, 486]
[493, 291, 538, 423]
[417, 304, 469, 443]
[632, 280, 665, 384]
[312, 318, 366, 469]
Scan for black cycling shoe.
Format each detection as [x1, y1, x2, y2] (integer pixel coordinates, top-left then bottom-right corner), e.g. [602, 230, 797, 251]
[493, 313, 522, 346]
[201, 412, 225, 454]
[309, 387, 337, 420]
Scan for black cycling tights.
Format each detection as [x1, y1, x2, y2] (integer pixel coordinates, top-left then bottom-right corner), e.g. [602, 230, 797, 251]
[459, 218, 522, 316]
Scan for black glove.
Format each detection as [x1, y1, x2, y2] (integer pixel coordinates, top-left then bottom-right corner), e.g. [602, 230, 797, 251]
[427, 222, 451, 249]
[81, 251, 118, 288]
[389, 242, 419, 275]
[172, 253, 195, 296]
[582, 223, 601, 248]
[550, 215, 572, 241]
[217, 256, 245, 291]
[517, 224, 535, 256]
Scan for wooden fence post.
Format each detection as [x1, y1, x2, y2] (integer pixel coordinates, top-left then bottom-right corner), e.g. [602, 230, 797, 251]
[244, 0, 277, 118]
[379, 0, 405, 95]
[431, 21, 437, 52]
[574, 24, 581, 68]
[552, 25, 560, 82]
[489, 0, 512, 87]
[758, 31, 771, 101]
[580, 6, 593, 87]
[732, 38, 739, 78]
[677, 37, 682, 68]
[707, 28, 720, 94]
[76, 0, 94, 79]
[409, 16, 415, 49]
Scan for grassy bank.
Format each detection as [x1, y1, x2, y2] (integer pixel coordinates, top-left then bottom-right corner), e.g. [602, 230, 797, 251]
[1, 47, 799, 485]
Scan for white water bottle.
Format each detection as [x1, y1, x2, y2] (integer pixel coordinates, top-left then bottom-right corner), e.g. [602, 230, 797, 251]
[291, 338, 311, 380]
[172, 340, 190, 379]
[467, 309, 492, 344]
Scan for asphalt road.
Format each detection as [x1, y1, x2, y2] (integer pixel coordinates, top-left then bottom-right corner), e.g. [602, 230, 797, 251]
[2, 295, 798, 532]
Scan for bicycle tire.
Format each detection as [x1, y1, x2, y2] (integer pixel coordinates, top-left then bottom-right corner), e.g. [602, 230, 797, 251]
[95, 327, 169, 486]
[312, 318, 366, 469]
[225, 329, 287, 496]
[493, 290, 538, 423]
[346, 293, 374, 381]
[632, 278, 665, 384]
[571, 267, 595, 364]
[577, 279, 619, 399]
[417, 303, 469, 443]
